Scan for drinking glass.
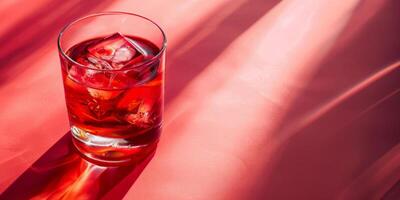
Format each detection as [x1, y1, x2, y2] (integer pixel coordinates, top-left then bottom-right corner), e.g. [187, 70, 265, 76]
[58, 12, 166, 165]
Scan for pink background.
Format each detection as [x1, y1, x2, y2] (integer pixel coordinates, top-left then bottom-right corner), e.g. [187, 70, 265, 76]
[0, 0, 400, 199]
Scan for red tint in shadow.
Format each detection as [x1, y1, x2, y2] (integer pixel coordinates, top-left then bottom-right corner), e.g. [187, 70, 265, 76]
[0, 133, 155, 200]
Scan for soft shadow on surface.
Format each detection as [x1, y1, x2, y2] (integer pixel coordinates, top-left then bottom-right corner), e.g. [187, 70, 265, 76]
[384, 180, 400, 200]
[0, 0, 112, 84]
[269, 1, 400, 128]
[165, 0, 281, 104]
[0, 132, 155, 200]
[337, 124, 400, 200]
[246, 1, 400, 199]
[261, 76, 400, 199]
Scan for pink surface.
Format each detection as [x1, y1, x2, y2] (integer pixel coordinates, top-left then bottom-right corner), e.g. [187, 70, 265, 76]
[0, 0, 400, 199]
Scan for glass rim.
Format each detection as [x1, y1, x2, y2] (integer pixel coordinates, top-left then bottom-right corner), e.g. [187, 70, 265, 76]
[57, 11, 167, 71]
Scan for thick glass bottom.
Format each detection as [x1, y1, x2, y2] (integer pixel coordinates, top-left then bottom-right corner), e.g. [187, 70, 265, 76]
[71, 125, 160, 166]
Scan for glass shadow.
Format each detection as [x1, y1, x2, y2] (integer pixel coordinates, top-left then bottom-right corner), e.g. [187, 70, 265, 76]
[0, 132, 155, 200]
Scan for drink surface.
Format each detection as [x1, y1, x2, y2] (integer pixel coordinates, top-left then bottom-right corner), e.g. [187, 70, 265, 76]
[61, 33, 163, 163]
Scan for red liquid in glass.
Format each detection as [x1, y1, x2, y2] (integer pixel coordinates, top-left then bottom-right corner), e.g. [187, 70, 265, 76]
[61, 33, 163, 164]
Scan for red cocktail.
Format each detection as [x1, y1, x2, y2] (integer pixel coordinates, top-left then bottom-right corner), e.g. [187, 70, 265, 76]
[58, 13, 166, 165]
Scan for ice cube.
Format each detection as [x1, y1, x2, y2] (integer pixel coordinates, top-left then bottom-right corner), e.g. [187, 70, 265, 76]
[125, 100, 142, 113]
[67, 65, 86, 83]
[87, 99, 113, 120]
[87, 55, 113, 70]
[124, 103, 154, 128]
[87, 33, 131, 61]
[81, 68, 111, 88]
[112, 46, 136, 64]
[125, 60, 159, 85]
[80, 57, 126, 89]
[125, 111, 151, 128]
[114, 95, 154, 128]
[126, 37, 149, 58]
[87, 88, 123, 100]
[72, 55, 113, 87]
[86, 32, 151, 69]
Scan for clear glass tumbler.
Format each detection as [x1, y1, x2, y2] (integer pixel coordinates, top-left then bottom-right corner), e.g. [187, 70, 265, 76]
[58, 12, 166, 165]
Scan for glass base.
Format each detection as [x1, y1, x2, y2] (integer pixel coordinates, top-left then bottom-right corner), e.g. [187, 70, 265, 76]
[71, 126, 159, 166]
